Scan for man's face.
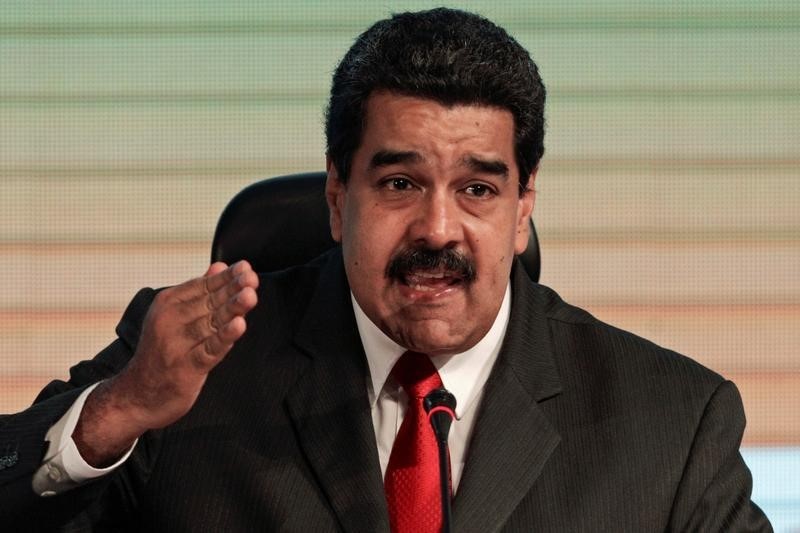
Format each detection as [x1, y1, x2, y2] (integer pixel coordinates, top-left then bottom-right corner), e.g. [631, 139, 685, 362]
[326, 91, 535, 356]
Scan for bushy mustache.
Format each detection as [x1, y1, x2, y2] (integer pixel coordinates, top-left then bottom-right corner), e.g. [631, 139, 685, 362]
[385, 247, 476, 283]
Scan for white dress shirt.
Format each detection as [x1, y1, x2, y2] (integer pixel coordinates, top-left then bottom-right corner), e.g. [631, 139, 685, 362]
[31, 382, 137, 496]
[33, 282, 511, 497]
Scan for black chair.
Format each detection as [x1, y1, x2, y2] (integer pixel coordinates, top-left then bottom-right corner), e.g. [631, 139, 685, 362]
[211, 172, 540, 282]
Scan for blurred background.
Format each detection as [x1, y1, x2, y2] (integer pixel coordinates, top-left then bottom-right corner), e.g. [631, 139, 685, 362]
[1, 1, 798, 528]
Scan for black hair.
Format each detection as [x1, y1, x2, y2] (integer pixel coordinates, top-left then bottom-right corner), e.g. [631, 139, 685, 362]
[325, 7, 546, 190]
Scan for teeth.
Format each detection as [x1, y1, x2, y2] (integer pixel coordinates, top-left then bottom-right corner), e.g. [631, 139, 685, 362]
[404, 269, 461, 290]
[415, 271, 447, 279]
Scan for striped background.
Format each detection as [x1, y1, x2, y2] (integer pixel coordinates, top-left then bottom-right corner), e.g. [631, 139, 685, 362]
[1, 0, 798, 525]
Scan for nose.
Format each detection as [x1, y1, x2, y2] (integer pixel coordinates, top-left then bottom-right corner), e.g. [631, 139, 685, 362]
[408, 190, 464, 249]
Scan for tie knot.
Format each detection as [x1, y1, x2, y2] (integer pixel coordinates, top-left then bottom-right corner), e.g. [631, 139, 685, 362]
[391, 351, 443, 399]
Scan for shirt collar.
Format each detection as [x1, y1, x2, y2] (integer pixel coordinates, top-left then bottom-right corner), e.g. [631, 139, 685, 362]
[352, 283, 512, 419]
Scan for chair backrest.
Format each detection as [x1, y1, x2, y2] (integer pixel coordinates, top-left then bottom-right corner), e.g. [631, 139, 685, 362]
[211, 172, 540, 282]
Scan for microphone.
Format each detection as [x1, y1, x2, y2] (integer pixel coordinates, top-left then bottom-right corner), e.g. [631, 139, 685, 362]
[423, 388, 457, 533]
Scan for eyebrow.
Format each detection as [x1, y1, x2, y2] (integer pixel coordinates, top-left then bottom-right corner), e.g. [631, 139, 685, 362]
[462, 155, 509, 178]
[368, 150, 510, 179]
[368, 150, 423, 169]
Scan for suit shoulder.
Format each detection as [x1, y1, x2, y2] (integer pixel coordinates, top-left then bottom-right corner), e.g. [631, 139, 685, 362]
[533, 283, 725, 389]
[247, 250, 341, 339]
[257, 258, 326, 306]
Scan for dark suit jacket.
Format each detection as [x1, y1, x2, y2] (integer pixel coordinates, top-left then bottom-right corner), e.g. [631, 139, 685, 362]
[1, 249, 771, 531]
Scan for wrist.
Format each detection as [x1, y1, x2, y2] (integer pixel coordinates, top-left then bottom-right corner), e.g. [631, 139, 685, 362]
[72, 378, 146, 467]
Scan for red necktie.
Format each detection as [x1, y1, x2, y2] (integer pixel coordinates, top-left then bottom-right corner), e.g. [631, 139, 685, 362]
[384, 351, 446, 533]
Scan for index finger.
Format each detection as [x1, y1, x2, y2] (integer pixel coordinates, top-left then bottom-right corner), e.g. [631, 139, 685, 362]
[168, 260, 254, 303]
[203, 260, 254, 294]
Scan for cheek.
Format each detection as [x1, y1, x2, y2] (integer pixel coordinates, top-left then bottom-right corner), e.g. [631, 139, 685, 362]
[340, 202, 369, 249]
[473, 216, 520, 257]
[342, 218, 392, 272]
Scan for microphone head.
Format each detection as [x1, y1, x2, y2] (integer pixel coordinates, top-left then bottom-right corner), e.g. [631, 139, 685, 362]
[423, 388, 457, 414]
[424, 388, 457, 443]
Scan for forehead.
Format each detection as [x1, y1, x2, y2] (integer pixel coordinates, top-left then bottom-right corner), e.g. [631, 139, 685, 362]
[356, 91, 516, 166]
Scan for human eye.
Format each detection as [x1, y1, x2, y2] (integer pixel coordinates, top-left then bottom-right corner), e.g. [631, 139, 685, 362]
[381, 176, 415, 191]
[463, 183, 497, 198]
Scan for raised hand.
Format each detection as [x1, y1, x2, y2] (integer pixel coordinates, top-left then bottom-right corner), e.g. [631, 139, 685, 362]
[73, 261, 259, 467]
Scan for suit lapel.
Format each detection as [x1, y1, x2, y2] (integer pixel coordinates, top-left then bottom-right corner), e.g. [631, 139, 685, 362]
[452, 264, 563, 533]
[284, 252, 391, 533]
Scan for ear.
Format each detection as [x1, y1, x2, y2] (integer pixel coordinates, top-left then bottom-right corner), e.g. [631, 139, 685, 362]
[325, 156, 346, 243]
[513, 169, 537, 255]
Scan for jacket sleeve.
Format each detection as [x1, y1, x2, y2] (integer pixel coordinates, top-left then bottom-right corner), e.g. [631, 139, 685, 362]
[0, 288, 157, 531]
[668, 380, 773, 532]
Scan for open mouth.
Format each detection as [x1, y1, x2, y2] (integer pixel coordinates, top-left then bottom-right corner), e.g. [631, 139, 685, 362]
[402, 269, 464, 292]
[386, 247, 476, 293]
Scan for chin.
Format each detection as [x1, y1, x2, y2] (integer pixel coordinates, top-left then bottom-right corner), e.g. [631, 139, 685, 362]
[397, 324, 471, 356]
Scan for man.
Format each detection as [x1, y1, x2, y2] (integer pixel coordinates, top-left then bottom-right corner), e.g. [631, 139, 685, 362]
[0, 8, 771, 532]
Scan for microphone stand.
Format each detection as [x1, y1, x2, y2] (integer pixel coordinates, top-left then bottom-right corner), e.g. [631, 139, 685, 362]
[424, 388, 457, 533]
